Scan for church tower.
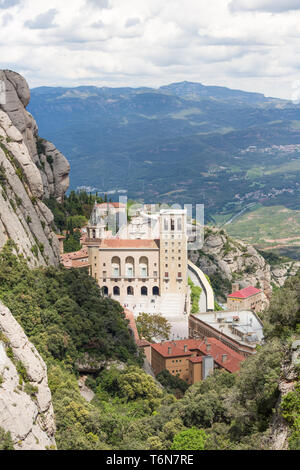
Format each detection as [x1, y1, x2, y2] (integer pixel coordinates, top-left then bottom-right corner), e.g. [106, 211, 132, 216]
[87, 203, 107, 239]
[159, 209, 188, 296]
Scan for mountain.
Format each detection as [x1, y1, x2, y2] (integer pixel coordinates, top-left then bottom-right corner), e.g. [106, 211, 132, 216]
[0, 70, 70, 266]
[27, 80, 300, 256]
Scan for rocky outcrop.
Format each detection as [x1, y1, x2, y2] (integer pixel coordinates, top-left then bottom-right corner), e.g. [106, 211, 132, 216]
[269, 352, 298, 450]
[0, 301, 56, 450]
[0, 70, 70, 266]
[271, 261, 300, 288]
[0, 70, 70, 202]
[189, 227, 272, 305]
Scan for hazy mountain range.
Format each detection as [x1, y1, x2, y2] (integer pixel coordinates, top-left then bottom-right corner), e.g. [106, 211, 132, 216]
[28, 81, 300, 230]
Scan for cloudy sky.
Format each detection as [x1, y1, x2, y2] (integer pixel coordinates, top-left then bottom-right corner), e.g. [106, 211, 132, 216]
[1, 0, 300, 98]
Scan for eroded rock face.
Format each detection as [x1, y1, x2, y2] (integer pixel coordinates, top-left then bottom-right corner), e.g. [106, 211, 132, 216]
[271, 261, 300, 288]
[0, 301, 56, 450]
[0, 70, 70, 266]
[189, 227, 272, 306]
[0, 70, 70, 203]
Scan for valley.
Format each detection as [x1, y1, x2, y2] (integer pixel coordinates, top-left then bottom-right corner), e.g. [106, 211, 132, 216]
[28, 81, 300, 258]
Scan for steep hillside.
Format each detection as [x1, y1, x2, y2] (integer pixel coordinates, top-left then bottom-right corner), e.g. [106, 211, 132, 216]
[0, 301, 56, 450]
[0, 70, 70, 267]
[189, 227, 272, 304]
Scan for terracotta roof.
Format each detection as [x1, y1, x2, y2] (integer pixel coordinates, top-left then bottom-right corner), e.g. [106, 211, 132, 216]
[100, 239, 159, 249]
[228, 286, 261, 299]
[61, 248, 88, 261]
[137, 339, 151, 347]
[56, 234, 66, 240]
[68, 260, 90, 269]
[188, 356, 203, 363]
[151, 338, 245, 373]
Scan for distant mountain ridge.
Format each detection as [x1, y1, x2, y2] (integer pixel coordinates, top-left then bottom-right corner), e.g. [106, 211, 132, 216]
[28, 80, 300, 228]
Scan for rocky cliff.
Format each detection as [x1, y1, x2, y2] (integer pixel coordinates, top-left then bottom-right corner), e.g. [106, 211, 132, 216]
[0, 70, 70, 267]
[0, 301, 56, 450]
[189, 227, 272, 306]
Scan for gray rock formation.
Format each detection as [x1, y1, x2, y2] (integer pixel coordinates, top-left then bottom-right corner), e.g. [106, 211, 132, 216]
[189, 227, 272, 306]
[0, 70, 70, 266]
[271, 261, 300, 288]
[0, 70, 70, 202]
[269, 354, 298, 450]
[0, 301, 56, 450]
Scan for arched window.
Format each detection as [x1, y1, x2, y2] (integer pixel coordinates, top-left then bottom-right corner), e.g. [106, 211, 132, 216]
[139, 256, 148, 277]
[125, 256, 134, 277]
[112, 256, 121, 277]
[152, 286, 159, 296]
[127, 286, 134, 296]
[102, 286, 108, 296]
[113, 286, 120, 296]
[141, 286, 148, 296]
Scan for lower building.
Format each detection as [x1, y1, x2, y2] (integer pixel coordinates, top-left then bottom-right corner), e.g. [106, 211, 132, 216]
[60, 248, 90, 270]
[227, 285, 263, 313]
[188, 310, 264, 357]
[151, 337, 245, 385]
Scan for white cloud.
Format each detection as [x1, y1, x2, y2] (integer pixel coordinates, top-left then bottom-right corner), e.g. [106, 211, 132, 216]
[0, 0, 299, 99]
[0, 0, 21, 9]
[25, 8, 58, 29]
[229, 0, 300, 13]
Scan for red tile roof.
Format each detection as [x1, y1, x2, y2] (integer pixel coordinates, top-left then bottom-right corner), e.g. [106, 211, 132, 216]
[188, 356, 203, 363]
[61, 248, 88, 261]
[137, 339, 152, 347]
[151, 338, 245, 373]
[100, 239, 159, 249]
[228, 286, 261, 299]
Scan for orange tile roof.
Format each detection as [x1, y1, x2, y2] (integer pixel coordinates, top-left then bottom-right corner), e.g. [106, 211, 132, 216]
[100, 239, 159, 249]
[137, 339, 152, 347]
[56, 234, 66, 240]
[188, 356, 203, 363]
[61, 248, 88, 261]
[228, 286, 261, 299]
[151, 338, 245, 373]
[68, 260, 91, 269]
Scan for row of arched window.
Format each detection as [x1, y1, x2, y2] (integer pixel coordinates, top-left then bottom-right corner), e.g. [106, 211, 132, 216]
[112, 256, 149, 277]
[102, 286, 159, 296]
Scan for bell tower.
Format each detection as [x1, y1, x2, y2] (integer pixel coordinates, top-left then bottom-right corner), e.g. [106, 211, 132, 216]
[159, 209, 188, 296]
[87, 203, 107, 239]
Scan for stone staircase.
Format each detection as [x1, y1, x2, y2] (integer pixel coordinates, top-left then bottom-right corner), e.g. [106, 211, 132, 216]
[159, 293, 186, 317]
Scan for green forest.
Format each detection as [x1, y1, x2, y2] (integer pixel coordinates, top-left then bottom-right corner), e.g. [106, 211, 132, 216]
[0, 240, 299, 450]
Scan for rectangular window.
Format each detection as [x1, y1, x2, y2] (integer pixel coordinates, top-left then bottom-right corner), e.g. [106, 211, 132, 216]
[165, 272, 169, 278]
[178, 272, 182, 278]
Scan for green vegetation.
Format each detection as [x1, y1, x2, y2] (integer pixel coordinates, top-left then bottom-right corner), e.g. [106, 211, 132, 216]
[226, 205, 300, 259]
[171, 428, 207, 450]
[188, 277, 202, 314]
[136, 313, 171, 342]
[44, 190, 108, 233]
[0, 428, 14, 450]
[156, 370, 189, 398]
[0, 241, 138, 367]
[0, 238, 299, 449]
